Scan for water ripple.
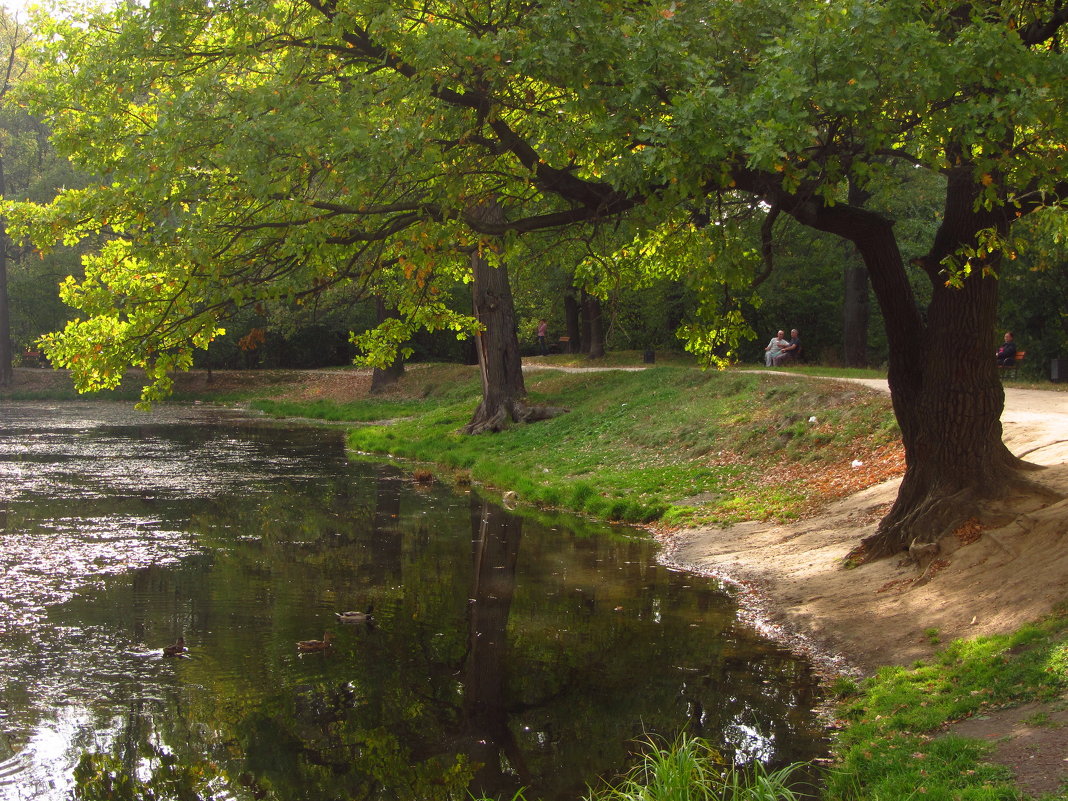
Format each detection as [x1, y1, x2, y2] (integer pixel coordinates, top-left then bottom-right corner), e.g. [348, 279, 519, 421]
[0, 517, 202, 627]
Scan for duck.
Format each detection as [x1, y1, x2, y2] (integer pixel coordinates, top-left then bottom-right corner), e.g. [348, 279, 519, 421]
[296, 632, 335, 652]
[162, 637, 186, 657]
[334, 606, 374, 624]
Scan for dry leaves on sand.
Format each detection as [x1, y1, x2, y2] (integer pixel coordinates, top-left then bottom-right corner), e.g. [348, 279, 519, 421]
[747, 442, 905, 518]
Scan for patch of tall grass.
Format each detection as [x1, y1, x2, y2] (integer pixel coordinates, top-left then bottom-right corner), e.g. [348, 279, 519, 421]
[595, 736, 811, 801]
[474, 735, 813, 801]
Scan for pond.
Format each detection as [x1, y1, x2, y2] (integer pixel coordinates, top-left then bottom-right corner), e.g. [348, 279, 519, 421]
[0, 402, 827, 800]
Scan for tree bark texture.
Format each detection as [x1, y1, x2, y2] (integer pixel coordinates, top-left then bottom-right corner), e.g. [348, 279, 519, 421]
[463, 202, 531, 434]
[797, 171, 1034, 559]
[581, 292, 605, 359]
[462, 204, 569, 433]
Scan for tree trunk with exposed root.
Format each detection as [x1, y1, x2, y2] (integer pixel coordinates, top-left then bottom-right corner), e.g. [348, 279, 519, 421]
[797, 169, 1059, 560]
[463, 204, 567, 434]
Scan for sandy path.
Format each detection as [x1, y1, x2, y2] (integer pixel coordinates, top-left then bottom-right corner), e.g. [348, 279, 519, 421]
[662, 378, 1068, 675]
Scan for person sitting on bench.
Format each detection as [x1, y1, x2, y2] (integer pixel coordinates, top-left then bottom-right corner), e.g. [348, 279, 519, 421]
[764, 330, 788, 366]
[774, 329, 801, 366]
[996, 331, 1017, 367]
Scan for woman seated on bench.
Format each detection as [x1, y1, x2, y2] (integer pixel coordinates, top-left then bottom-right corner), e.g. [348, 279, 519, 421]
[996, 331, 1016, 367]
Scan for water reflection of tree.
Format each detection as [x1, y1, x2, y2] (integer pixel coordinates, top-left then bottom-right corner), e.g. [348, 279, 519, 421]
[69, 463, 823, 801]
[459, 497, 529, 797]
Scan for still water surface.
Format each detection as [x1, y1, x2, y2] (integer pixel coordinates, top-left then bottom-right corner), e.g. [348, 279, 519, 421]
[0, 402, 825, 799]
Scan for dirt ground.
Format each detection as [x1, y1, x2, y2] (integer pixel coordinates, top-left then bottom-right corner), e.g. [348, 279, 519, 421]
[7, 365, 375, 401]
[660, 378, 1068, 797]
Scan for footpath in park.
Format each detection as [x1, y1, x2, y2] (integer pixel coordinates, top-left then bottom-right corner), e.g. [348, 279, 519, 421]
[661, 378, 1068, 798]
[662, 377, 1068, 672]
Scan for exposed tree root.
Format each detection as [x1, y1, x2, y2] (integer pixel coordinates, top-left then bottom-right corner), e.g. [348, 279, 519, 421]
[851, 465, 1065, 564]
[463, 401, 569, 435]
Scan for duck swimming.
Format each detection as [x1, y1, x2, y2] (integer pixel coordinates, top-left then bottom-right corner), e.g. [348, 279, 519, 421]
[334, 606, 374, 624]
[162, 637, 186, 657]
[296, 632, 335, 652]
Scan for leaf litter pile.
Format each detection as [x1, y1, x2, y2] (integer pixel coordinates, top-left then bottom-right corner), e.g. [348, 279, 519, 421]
[705, 438, 905, 523]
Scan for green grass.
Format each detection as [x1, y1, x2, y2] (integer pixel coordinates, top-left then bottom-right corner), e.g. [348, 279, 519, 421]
[825, 608, 1068, 800]
[303, 364, 901, 525]
[475, 734, 813, 801]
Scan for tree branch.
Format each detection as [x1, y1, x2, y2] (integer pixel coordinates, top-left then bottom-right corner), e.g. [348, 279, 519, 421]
[1018, 4, 1068, 46]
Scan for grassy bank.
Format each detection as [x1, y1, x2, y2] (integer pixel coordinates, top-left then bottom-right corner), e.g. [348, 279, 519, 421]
[823, 608, 1068, 800]
[252, 363, 901, 526]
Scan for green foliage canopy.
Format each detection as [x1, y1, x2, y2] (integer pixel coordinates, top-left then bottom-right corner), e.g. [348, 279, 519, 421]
[5, 0, 1068, 402]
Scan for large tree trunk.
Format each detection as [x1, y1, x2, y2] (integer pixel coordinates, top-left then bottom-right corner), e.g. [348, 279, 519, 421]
[0, 157, 12, 389]
[800, 170, 1039, 560]
[842, 254, 870, 367]
[464, 219, 529, 433]
[369, 297, 405, 393]
[582, 292, 605, 359]
[464, 203, 568, 433]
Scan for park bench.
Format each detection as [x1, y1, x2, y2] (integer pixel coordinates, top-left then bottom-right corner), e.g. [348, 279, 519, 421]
[20, 349, 44, 367]
[999, 350, 1025, 380]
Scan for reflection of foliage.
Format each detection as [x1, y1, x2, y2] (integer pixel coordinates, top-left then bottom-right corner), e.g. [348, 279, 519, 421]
[351, 728, 474, 800]
[73, 747, 243, 801]
[159, 510, 816, 799]
[236, 705, 475, 801]
[73, 712, 474, 801]
[37, 425, 821, 800]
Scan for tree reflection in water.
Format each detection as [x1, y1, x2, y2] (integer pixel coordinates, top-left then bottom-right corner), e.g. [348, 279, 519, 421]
[0, 407, 824, 800]
[462, 497, 529, 797]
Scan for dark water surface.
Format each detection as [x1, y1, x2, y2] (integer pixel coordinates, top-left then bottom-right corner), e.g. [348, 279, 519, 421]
[0, 402, 826, 800]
